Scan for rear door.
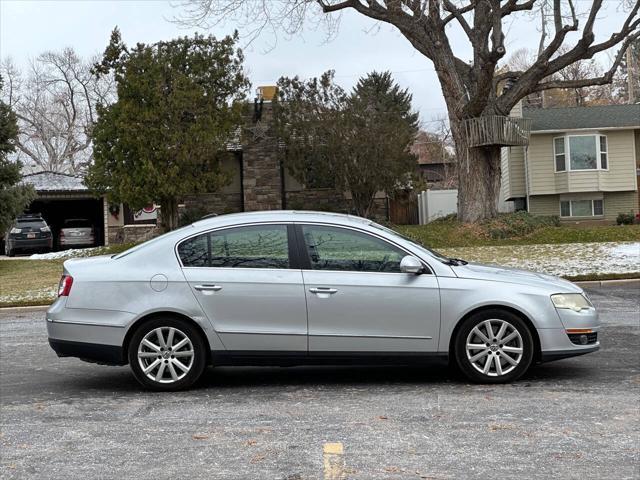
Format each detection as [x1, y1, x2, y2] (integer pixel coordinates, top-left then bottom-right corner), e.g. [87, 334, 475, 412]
[179, 223, 308, 352]
[297, 223, 441, 353]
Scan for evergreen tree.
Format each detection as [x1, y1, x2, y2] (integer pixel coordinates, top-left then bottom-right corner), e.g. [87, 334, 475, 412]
[0, 75, 35, 234]
[274, 71, 418, 218]
[87, 29, 250, 231]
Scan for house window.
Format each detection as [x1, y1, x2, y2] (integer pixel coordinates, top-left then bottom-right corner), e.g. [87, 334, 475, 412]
[560, 199, 604, 217]
[599, 136, 608, 169]
[554, 135, 608, 172]
[554, 137, 566, 171]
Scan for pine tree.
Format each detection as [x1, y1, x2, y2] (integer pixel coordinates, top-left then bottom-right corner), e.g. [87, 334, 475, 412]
[87, 29, 250, 231]
[0, 75, 35, 235]
[274, 71, 418, 217]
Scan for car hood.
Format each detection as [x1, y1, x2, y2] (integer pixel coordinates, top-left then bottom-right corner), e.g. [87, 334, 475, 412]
[451, 262, 582, 293]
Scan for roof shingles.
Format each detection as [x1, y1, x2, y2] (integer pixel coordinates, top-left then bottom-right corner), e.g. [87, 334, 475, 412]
[21, 171, 88, 192]
[523, 104, 640, 132]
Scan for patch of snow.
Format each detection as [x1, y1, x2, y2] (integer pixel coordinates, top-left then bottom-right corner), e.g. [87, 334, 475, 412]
[442, 242, 640, 277]
[0, 286, 56, 305]
[29, 247, 102, 260]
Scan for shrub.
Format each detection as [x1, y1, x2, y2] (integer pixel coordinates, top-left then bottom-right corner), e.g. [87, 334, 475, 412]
[178, 206, 213, 227]
[480, 211, 559, 239]
[616, 212, 635, 225]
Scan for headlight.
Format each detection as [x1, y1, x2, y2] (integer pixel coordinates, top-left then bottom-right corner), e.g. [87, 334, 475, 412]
[551, 293, 592, 311]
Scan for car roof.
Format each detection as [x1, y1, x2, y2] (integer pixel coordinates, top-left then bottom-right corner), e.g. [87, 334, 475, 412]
[191, 210, 372, 229]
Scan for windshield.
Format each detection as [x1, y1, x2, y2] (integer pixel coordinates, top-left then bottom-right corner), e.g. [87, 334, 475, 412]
[370, 222, 452, 264]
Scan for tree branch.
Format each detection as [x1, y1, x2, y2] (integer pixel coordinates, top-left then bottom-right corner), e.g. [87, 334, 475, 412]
[442, 0, 473, 37]
[533, 31, 640, 91]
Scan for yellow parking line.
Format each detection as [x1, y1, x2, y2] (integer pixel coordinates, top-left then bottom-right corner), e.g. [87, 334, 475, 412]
[323, 442, 345, 480]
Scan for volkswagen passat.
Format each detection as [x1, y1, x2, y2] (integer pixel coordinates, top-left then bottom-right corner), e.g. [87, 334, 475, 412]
[47, 211, 600, 390]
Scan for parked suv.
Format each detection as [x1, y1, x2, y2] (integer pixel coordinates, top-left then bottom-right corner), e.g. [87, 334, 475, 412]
[59, 218, 95, 248]
[4, 214, 53, 256]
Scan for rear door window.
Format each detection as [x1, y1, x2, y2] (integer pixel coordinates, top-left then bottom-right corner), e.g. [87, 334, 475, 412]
[178, 224, 290, 269]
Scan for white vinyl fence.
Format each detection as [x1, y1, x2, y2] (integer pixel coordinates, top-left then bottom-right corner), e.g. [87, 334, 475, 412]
[417, 189, 515, 224]
[417, 189, 458, 224]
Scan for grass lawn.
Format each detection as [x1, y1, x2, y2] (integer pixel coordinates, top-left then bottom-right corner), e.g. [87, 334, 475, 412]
[0, 244, 135, 308]
[397, 221, 640, 248]
[0, 260, 62, 307]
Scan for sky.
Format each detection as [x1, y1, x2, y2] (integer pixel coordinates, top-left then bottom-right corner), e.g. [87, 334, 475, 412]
[0, 0, 632, 129]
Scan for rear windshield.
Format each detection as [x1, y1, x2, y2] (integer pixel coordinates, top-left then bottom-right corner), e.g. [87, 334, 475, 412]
[63, 219, 91, 228]
[17, 220, 46, 228]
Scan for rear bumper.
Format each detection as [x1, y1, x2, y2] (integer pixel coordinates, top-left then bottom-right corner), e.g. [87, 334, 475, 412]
[46, 299, 131, 365]
[49, 339, 125, 365]
[8, 237, 52, 250]
[60, 237, 95, 246]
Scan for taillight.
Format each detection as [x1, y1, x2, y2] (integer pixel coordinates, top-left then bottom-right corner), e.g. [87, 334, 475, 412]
[58, 275, 73, 297]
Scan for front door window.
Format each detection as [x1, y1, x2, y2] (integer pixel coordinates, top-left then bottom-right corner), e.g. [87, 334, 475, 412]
[301, 225, 405, 273]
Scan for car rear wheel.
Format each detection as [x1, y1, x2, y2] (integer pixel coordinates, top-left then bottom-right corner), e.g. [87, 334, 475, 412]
[454, 309, 534, 384]
[128, 317, 207, 391]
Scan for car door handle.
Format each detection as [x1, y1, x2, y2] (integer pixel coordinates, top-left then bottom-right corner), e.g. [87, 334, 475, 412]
[194, 284, 222, 292]
[309, 287, 338, 294]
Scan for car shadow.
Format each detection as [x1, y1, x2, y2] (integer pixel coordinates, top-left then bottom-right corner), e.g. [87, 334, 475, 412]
[53, 357, 601, 395]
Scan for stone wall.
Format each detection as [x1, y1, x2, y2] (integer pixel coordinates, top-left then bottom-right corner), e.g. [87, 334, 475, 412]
[108, 224, 159, 245]
[183, 192, 243, 216]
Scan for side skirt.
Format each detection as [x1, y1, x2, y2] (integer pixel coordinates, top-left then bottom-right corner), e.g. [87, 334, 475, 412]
[211, 351, 449, 367]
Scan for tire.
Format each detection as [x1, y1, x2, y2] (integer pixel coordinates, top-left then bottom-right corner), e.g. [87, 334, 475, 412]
[454, 309, 534, 384]
[128, 317, 207, 391]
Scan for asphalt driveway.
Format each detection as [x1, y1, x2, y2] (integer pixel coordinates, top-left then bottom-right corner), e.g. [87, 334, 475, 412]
[0, 284, 638, 479]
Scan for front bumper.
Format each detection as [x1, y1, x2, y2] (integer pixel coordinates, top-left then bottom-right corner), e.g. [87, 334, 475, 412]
[538, 305, 601, 362]
[540, 345, 599, 363]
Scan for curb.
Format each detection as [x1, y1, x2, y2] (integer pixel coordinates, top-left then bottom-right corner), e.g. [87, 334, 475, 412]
[0, 305, 50, 312]
[573, 278, 640, 287]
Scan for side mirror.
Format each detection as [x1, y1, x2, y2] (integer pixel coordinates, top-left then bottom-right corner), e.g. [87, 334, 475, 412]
[400, 255, 424, 274]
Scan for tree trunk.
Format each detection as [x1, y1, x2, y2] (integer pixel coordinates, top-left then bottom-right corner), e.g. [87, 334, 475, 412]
[350, 189, 376, 219]
[450, 119, 502, 223]
[159, 197, 179, 232]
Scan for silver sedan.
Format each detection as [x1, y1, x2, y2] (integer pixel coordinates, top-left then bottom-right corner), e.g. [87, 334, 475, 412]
[47, 211, 600, 390]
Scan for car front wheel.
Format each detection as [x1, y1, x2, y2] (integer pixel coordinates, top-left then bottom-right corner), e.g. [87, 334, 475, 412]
[454, 309, 534, 383]
[128, 317, 207, 391]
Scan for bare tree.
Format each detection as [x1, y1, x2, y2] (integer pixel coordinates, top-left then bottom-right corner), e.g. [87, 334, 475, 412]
[505, 47, 612, 107]
[176, 0, 639, 222]
[1, 49, 115, 174]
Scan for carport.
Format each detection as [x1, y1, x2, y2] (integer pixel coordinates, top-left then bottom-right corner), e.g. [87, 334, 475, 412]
[21, 172, 107, 249]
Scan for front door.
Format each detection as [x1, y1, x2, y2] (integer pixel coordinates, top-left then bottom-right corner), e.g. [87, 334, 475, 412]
[298, 224, 441, 353]
[179, 224, 307, 351]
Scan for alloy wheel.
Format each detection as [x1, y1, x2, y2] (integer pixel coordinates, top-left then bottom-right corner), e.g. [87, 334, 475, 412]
[137, 327, 195, 384]
[465, 319, 524, 377]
